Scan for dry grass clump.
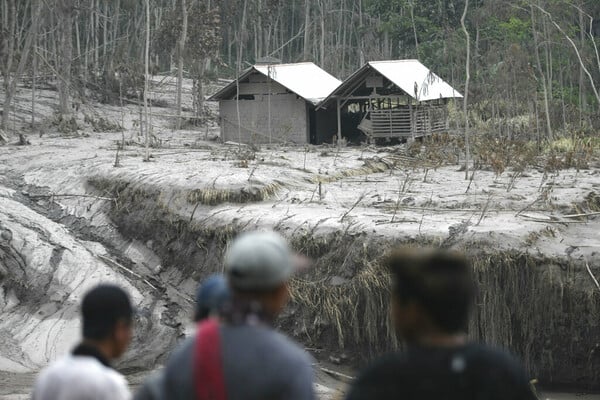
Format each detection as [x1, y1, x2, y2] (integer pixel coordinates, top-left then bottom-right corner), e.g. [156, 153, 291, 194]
[186, 181, 282, 205]
[288, 233, 396, 356]
[314, 158, 390, 184]
[544, 135, 596, 171]
[90, 176, 282, 208]
[567, 191, 600, 217]
[473, 136, 539, 177]
[468, 249, 600, 387]
[290, 260, 394, 353]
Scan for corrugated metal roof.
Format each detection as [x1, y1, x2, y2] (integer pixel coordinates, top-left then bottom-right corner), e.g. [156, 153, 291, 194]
[368, 60, 462, 101]
[208, 62, 341, 105]
[254, 62, 341, 105]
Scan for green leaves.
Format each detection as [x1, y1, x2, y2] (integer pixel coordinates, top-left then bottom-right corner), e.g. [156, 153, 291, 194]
[498, 16, 531, 44]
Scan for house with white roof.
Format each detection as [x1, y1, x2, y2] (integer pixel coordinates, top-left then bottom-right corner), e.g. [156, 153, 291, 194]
[209, 62, 341, 145]
[317, 60, 462, 143]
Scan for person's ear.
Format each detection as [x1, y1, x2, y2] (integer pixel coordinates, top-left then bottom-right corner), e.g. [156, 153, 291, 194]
[112, 319, 133, 358]
[271, 283, 290, 311]
[391, 293, 404, 329]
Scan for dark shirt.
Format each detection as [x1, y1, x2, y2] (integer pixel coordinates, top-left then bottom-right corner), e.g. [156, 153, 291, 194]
[72, 343, 111, 368]
[346, 343, 537, 400]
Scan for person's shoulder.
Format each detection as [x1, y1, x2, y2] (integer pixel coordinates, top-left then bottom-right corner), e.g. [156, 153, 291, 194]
[266, 329, 314, 366]
[345, 353, 407, 400]
[464, 343, 534, 390]
[165, 336, 194, 369]
[355, 352, 407, 382]
[37, 355, 102, 380]
[133, 370, 164, 400]
[466, 343, 527, 372]
[73, 357, 129, 393]
[35, 356, 130, 399]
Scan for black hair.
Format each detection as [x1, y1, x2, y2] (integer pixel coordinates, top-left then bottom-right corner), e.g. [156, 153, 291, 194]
[386, 248, 475, 333]
[81, 284, 133, 340]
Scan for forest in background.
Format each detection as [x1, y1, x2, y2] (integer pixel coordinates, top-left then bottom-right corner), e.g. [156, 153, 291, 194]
[1, 0, 600, 140]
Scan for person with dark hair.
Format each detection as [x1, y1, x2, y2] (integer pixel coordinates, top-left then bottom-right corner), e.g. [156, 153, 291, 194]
[193, 274, 230, 322]
[32, 284, 134, 400]
[346, 247, 538, 400]
[133, 274, 230, 400]
[163, 230, 315, 400]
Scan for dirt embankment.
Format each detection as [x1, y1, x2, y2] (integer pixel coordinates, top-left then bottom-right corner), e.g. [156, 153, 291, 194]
[89, 164, 600, 390]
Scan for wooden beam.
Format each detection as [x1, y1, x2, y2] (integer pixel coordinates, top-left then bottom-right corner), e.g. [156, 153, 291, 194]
[336, 98, 342, 145]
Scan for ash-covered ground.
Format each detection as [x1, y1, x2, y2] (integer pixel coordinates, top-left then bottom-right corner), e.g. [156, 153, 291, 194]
[1, 78, 599, 398]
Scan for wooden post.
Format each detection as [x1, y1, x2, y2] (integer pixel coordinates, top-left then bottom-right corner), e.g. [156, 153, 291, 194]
[336, 97, 342, 146]
[409, 99, 414, 140]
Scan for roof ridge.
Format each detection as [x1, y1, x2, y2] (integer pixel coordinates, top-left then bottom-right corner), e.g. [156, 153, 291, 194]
[254, 61, 315, 67]
[368, 59, 420, 64]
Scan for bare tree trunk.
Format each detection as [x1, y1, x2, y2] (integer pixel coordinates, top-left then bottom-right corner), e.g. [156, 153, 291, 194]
[93, 0, 99, 73]
[533, 4, 600, 113]
[578, 7, 586, 122]
[176, 0, 188, 130]
[193, 58, 206, 121]
[530, 5, 553, 140]
[2, 0, 42, 131]
[358, 0, 365, 65]
[1, 0, 17, 130]
[236, 0, 248, 148]
[303, 0, 310, 60]
[110, 0, 120, 71]
[319, 0, 325, 66]
[461, 0, 471, 180]
[32, 32, 37, 127]
[341, 0, 347, 76]
[102, 0, 108, 72]
[58, 0, 73, 117]
[257, 0, 262, 58]
[409, 0, 420, 59]
[143, 0, 150, 161]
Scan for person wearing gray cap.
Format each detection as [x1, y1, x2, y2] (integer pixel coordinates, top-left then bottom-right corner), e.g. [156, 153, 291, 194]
[32, 284, 134, 400]
[163, 230, 315, 400]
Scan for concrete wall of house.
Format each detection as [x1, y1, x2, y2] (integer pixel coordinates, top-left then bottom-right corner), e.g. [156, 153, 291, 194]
[219, 94, 308, 144]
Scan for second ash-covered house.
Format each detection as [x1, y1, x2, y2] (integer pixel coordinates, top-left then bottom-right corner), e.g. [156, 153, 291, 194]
[208, 61, 341, 145]
[317, 60, 463, 143]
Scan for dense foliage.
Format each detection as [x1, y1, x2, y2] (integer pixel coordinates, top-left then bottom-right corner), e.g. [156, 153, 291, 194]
[1, 0, 599, 135]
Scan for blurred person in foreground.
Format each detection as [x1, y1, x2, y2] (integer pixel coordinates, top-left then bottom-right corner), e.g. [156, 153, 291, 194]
[346, 248, 538, 400]
[133, 274, 230, 400]
[163, 230, 316, 400]
[32, 284, 134, 400]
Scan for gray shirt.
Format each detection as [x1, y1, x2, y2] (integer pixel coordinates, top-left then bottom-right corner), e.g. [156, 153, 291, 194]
[133, 370, 164, 400]
[163, 323, 315, 400]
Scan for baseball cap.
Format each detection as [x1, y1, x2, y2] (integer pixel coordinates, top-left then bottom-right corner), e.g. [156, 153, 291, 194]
[225, 231, 306, 291]
[194, 274, 230, 321]
[81, 284, 133, 339]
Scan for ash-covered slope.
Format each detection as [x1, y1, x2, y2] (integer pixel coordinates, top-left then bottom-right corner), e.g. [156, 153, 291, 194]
[0, 187, 178, 374]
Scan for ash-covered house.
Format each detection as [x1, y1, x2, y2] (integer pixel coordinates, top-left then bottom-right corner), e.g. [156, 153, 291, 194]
[317, 60, 462, 143]
[208, 62, 341, 145]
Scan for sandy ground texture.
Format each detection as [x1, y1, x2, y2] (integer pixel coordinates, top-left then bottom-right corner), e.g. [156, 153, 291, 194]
[1, 79, 599, 398]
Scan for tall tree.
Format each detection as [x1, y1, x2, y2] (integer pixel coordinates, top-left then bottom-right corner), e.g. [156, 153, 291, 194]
[530, 4, 553, 140]
[176, 0, 188, 130]
[461, 0, 471, 180]
[57, 0, 74, 117]
[1, 0, 43, 130]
